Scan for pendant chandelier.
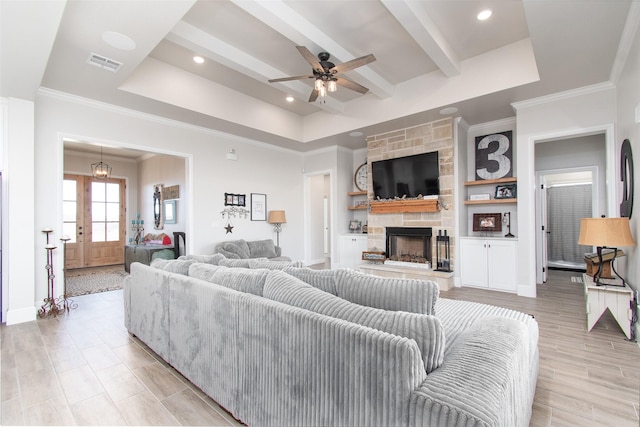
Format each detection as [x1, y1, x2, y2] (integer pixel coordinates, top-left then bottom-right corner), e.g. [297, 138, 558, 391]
[91, 146, 112, 179]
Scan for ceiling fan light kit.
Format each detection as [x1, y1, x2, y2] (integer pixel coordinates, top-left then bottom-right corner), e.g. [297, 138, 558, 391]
[268, 46, 376, 103]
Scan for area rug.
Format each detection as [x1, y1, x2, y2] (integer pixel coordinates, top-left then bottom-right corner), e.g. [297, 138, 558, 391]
[65, 269, 129, 297]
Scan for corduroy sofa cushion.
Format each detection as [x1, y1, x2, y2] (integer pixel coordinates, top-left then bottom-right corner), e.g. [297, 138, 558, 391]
[187, 262, 224, 282]
[219, 257, 267, 268]
[247, 239, 278, 258]
[282, 267, 337, 295]
[335, 269, 439, 315]
[178, 253, 226, 265]
[264, 270, 445, 373]
[248, 259, 304, 270]
[149, 258, 196, 275]
[199, 265, 271, 296]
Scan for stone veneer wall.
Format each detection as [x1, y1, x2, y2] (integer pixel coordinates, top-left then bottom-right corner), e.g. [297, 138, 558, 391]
[366, 118, 455, 271]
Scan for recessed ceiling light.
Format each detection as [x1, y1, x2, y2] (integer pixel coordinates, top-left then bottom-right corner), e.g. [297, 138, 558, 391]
[439, 107, 458, 115]
[349, 131, 364, 137]
[193, 56, 205, 64]
[286, 96, 294, 102]
[477, 9, 492, 21]
[102, 31, 136, 51]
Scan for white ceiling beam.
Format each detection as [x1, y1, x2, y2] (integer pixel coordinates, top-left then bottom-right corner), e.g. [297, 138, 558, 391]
[381, 0, 460, 77]
[231, 0, 394, 99]
[168, 21, 343, 114]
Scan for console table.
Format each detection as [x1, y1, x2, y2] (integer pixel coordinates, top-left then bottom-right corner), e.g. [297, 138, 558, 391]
[125, 244, 174, 273]
[582, 273, 634, 340]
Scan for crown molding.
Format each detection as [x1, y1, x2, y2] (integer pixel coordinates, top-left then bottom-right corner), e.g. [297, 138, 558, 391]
[467, 116, 516, 133]
[511, 82, 615, 111]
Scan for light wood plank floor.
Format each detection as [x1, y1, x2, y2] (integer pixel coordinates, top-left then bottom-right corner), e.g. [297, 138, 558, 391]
[1, 269, 638, 426]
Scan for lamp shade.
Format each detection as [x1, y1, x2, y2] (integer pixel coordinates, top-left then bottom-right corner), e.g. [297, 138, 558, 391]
[577, 217, 636, 247]
[267, 210, 286, 224]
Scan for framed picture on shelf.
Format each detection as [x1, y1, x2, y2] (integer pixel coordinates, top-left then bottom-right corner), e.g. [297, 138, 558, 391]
[473, 213, 502, 232]
[250, 193, 267, 221]
[349, 220, 362, 233]
[495, 184, 516, 199]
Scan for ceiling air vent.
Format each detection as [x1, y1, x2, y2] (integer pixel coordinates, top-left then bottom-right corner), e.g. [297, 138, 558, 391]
[87, 52, 122, 72]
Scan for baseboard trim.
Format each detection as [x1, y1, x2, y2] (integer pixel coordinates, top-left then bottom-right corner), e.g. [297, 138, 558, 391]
[5, 306, 36, 325]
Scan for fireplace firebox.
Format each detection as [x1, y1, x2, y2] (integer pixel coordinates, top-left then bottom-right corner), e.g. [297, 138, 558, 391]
[385, 227, 433, 266]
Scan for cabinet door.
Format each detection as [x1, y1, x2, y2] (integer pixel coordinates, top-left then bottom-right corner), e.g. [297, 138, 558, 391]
[338, 235, 367, 269]
[460, 239, 489, 288]
[487, 240, 517, 291]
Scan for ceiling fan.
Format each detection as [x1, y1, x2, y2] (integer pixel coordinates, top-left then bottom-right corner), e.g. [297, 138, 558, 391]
[268, 46, 376, 102]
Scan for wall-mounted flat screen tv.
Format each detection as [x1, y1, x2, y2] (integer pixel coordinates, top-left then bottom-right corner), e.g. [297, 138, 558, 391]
[371, 151, 439, 200]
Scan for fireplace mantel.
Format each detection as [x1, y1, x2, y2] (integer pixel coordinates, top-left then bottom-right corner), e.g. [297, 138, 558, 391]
[369, 198, 438, 214]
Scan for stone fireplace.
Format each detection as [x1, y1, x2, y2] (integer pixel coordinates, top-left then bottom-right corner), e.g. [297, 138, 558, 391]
[359, 118, 455, 291]
[386, 227, 432, 266]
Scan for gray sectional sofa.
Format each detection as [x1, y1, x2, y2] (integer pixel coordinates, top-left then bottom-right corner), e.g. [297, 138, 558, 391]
[123, 257, 538, 427]
[214, 238, 291, 261]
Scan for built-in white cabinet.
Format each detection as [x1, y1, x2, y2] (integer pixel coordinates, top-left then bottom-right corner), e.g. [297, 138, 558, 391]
[460, 237, 517, 292]
[336, 234, 368, 269]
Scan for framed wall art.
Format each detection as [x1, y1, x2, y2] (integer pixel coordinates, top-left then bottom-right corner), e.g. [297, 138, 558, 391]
[475, 130, 513, 180]
[225, 193, 246, 207]
[472, 213, 502, 232]
[251, 193, 267, 221]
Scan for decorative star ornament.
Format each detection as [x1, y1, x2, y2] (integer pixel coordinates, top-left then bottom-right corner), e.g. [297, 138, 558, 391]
[224, 223, 234, 234]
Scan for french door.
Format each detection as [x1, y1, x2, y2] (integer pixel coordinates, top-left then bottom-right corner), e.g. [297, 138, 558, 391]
[63, 174, 126, 268]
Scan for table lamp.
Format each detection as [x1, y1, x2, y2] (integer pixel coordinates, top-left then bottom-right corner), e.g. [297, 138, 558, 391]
[268, 210, 286, 247]
[577, 217, 636, 286]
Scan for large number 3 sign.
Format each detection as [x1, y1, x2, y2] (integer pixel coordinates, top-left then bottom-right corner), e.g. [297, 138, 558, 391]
[475, 131, 513, 180]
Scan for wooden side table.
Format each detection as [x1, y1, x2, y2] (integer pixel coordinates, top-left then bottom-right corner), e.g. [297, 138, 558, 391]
[582, 273, 634, 340]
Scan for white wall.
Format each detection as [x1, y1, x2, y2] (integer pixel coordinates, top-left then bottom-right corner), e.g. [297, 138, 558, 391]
[3, 98, 36, 324]
[9, 91, 305, 321]
[614, 9, 640, 339]
[535, 134, 607, 215]
[513, 84, 617, 298]
[137, 154, 187, 242]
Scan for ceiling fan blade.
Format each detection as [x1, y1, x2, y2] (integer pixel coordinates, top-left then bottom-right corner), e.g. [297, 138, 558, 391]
[296, 46, 323, 71]
[268, 75, 314, 83]
[308, 88, 319, 102]
[335, 76, 369, 94]
[331, 54, 376, 74]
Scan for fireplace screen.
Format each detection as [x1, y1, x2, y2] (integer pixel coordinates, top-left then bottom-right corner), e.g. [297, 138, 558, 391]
[386, 227, 432, 265]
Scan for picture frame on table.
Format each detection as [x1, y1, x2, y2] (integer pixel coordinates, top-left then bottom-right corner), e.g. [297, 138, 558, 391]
[349, 220, 362, 233]
[473, 213, 502, 232]
[495, 184, 517, 199]
[251, 193, 267, 221]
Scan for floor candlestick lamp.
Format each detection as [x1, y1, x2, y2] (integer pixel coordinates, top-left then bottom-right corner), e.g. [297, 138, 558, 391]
[268, 210, 286, 248]
[577, 217, 636, 286]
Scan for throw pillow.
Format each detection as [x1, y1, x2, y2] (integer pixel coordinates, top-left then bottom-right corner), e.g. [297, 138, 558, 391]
[248, 260, 303, 270]
[215, 240, 251, 259]
[247, 239, 278, 258]
[263, 270, 446, 373]
[179, 253, 226, 265]
[335, 269, 439, 315]
[150, 258, 196, 275]
[282, 267, 337, 295]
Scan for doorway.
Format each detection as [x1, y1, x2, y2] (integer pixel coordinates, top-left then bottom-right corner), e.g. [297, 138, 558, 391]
[304, 172, 332, 267]
[63, 174, 126, 268]
[544, 171, 594, 271]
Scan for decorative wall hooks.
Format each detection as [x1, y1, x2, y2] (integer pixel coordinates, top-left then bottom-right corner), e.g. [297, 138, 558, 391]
[221, 207, 250, 219]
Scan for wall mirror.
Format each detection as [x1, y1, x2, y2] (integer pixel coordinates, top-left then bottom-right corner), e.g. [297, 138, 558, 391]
[163, 200, 176, 224]
[153, 184, 164, 230]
